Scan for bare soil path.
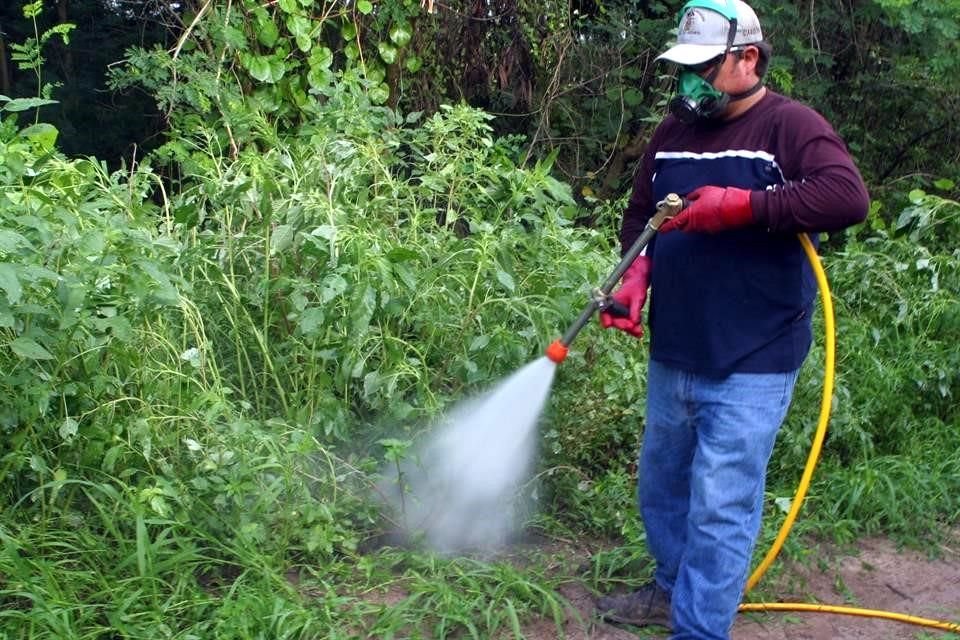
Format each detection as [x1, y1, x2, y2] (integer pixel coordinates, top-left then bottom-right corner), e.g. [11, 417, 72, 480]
[521, 534, 960, 640]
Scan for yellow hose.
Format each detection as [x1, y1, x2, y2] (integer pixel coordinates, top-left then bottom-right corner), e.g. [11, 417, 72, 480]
[737, 233, 960, 633]
[739, 602, 960, 633]
[744, 233, 834, 593]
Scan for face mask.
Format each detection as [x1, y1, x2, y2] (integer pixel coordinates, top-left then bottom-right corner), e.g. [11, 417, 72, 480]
[669, 69, 729, 124]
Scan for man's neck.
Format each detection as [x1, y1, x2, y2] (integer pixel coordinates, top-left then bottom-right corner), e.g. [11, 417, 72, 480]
[724, 86, 767, 120]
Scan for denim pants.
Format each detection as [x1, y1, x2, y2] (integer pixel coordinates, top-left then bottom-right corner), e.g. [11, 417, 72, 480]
[640, 359, 799, 640]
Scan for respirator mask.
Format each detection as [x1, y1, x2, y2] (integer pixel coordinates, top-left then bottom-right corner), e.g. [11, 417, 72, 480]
[669, 57, 730, 124]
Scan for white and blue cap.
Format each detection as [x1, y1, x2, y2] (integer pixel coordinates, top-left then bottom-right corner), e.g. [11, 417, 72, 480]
[656, 0, 763, 67]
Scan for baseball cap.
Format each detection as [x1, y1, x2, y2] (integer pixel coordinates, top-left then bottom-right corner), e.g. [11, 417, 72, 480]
[656, 0, 763, 66]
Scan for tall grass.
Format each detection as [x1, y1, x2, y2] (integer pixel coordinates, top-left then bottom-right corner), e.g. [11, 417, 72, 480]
[2, 75, 958, 636]
[1, 90, 618, 636]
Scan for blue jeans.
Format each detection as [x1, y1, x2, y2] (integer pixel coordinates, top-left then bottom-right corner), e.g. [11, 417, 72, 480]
[639, 359, 799, 640]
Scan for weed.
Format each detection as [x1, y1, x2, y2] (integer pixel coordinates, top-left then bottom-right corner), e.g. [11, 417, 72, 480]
[1, 24, 958, 634]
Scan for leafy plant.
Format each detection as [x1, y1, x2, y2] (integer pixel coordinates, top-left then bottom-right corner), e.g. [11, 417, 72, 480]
[8, 0, 75, 105]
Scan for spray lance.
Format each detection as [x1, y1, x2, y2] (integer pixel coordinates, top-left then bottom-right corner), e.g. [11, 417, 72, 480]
[545, 193, 685, 364]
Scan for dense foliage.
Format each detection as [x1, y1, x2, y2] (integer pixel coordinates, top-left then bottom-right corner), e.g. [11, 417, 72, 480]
[1, 0, 959, 637]
[3, 0, 960, 188]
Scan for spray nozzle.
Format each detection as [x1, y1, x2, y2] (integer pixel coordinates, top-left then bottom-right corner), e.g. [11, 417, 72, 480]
[545, 339, 568, 364]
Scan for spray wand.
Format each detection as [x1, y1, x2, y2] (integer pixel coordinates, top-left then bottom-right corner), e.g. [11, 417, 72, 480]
[545, 193, 684, 364]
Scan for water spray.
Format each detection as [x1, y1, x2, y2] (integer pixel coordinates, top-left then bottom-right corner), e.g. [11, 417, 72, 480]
[545, 193, 684, 364]
[384, 195, 683, 552]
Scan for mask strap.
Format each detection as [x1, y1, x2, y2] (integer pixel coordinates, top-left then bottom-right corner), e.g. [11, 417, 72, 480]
[729, 79, 763, 102]
[707, 3, 737, 85]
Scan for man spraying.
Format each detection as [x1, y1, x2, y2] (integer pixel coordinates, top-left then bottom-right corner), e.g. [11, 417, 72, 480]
[596, 1, 869, 638]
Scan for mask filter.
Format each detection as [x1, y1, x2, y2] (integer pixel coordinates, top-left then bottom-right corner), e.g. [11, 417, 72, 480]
[669, 70, 729, 124]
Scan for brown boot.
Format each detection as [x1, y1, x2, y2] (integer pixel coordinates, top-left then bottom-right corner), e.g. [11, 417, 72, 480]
[595, 581, 671, 628]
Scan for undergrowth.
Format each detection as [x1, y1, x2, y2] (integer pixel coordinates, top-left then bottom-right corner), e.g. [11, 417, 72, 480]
[2, 62, 959, 638]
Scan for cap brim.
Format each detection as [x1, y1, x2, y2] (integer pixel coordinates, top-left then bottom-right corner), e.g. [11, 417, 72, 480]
[656, 43, 727, 66]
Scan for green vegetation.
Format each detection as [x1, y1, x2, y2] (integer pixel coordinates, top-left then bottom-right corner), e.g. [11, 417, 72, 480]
[1, 0, 959, 637]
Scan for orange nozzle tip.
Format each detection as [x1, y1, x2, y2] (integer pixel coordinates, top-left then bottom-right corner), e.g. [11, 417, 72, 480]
[545, 339, 568, 364]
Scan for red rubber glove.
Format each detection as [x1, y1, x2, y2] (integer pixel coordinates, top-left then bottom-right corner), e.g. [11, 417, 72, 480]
[659, 185, 754, 233]
[599, 255, 651, 338]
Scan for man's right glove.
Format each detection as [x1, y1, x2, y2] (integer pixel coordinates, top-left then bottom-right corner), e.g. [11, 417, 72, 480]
[659, 185, 753, 233]
[599, 255, 651, 338]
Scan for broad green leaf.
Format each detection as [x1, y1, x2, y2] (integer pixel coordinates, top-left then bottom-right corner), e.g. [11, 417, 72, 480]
[496, 269, 516, 292]
[19, 123, 59, 151]
[2, 97, 58, 112]
[92, 315, 133, 342]
[173, 203, 199, 227]
[10, 336, 53, 360]
[268, 59, 286, 83]
[344, 42, 360, 61]
[405, 55, 423, 73]
[298, 307, 325, 336]
[378, 42, 397, 65]
[363, 371, 381, 398]
[256, 17, 280, 47]
[137, 261, 179, 305]
[307, 67, 333, 91]
[369, 82, 390, 105]
[0, 230, 29, 253]
[245, 55, 285, 83]
[349, 284, 376, 339]
[309, 46, 333, 71]
[365, 65, 386, 83]
[59, 417, 79, 441]
[287, 14, 311, 37]
[357, 0, 373, 15]
[270, 224, 294, 255]
[180, 347, 201, 368]
[0, 263, 22, 304]
[623, 88, 643, 106]
[392, 263, 417, 291]
[19, 264, 58, 285]
[296, 34, 313, 53]
[390, 23, 412, 47]
[320, 274, 348, 302]
[246, 55, 273, 82]
[469, 335, 490, 351]
[386, 247, 419, 262]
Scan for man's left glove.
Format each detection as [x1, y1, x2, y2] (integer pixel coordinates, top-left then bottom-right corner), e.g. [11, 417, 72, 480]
[598, 255, 651, 339]
[659, 185, 754, 233]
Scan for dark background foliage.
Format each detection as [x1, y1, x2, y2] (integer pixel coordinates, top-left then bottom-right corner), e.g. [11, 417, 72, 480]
[0, 0, 172, 162]
[3, 0, 958, 193]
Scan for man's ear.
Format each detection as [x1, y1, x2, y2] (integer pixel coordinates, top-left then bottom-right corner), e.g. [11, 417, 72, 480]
[741, 46, 761, 76]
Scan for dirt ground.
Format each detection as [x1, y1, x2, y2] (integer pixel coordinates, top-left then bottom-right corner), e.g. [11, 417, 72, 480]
[522, 534, 960, 640]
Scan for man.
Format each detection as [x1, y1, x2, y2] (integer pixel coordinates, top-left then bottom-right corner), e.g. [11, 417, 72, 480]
[596, 1, 869, 638]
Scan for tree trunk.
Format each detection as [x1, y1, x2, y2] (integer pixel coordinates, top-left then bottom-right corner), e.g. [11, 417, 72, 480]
[0, 30, 9, 96]
[57, 0, 74, 78]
